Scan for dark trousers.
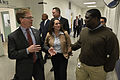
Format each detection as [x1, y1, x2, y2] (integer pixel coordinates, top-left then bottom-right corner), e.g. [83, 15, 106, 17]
[79, 26, 82, 35]
[32, 60, 45, 80]
[74, 26, 80, 37]
[12, 59, 45, 80]
[51, 53, 68, 80]
[44, 53, 50, 63]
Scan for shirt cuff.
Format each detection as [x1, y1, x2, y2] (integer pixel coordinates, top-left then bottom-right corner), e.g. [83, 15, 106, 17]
[26, 48, 29, 54]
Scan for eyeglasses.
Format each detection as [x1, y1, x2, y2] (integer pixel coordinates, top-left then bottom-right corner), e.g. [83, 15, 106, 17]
[55, 23, 61, 25]
[23, 17, 34, 19]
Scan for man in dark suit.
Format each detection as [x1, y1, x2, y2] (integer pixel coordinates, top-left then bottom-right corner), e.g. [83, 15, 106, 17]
[52, 7, 70, 34]
[39, 13, 50, 64]
[79, 15, 83, 25]
[8, 8, 46, 80]
[73, 16, 81, 38]
[39, 13, 50, 41]
[78, 15, 83, 34]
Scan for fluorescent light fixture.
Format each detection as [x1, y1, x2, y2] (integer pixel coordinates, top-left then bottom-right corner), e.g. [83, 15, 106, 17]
[87, 6, 96, 7]
[84, 2, 96, 4]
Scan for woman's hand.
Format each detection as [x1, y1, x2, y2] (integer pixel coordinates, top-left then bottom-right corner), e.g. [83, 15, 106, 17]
[68, 47, 72, 53]
[64, 54, 68, 58]
[48, 47, 56, 56]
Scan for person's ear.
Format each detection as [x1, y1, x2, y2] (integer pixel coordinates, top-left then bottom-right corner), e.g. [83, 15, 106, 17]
[19, 18, 23, 23]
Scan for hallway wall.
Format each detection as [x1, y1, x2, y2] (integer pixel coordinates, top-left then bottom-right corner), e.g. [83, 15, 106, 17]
[44, 0, 82, 19]
[43, 0, 82, 31]
[0, 0, 44, 29]
[24, 0, 44, 29]
[0, 0, 82, 31]
[104, 4, 120, 51]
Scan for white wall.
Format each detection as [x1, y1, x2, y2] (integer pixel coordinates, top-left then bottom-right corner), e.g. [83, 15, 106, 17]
[70, 2, 82, 25]
[70, 2, 82, 31]
[8, 0, 26, 8]
[1, 0, 82, 30]
[0, 0, 27, 34]
[0, 0, 44, 29]
[44, 0, 81, 18]
[24, 0, 44, 29]
[44, 0, 69, 19]
[43, 0, 82, 31]
[104, 5, 120, 35]
[0, 0, 26, 8]
[104, 4, 120, 53]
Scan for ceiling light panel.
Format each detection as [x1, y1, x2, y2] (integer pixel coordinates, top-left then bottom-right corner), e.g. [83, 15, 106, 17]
[84, 2, 96, 4]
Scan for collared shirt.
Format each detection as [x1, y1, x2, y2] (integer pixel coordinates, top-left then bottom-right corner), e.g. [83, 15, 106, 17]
[44, 19, 48, 26]
[20, 26, 36, 54]
[75, 19, 78, 26]
[52, 31, 64, 53]
[58, 16, 61, 20]
[79, 18, 81, 20]
[88, 24, 102, 31]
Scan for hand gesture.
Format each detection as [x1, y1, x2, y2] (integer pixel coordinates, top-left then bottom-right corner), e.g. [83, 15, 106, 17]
[28, 44, 41, 53]
[48, 47, 56, 56]
[67, 47, 73, 56]
[64, 54, 69, 58]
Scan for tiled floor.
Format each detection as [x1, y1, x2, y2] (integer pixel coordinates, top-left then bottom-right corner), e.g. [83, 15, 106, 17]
[0, 34, 118, 80]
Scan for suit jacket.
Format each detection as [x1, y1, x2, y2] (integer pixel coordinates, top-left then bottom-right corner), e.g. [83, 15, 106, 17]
[73, 19, 81, 30]
[79, 18, 83, 26]
[39, 19, 50, 41]
[8, 27, 46, 79]
[60, 17, 70, 34]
